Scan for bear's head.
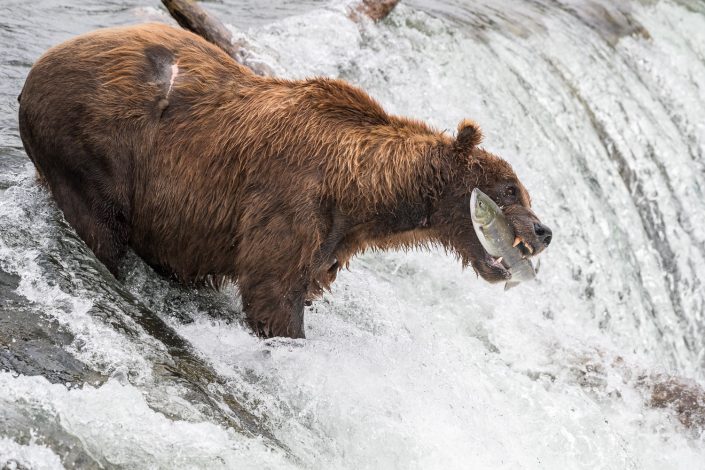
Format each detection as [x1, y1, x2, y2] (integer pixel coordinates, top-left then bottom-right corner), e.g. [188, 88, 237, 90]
[432, 120, 552, 283]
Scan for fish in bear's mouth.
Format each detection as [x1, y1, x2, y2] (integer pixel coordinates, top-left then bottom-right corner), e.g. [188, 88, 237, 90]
[470, 188, 551, 287]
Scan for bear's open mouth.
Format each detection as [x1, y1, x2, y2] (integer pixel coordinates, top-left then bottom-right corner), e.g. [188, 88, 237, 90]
[484, 236, 534, 271]
[513, 236, 535, 258]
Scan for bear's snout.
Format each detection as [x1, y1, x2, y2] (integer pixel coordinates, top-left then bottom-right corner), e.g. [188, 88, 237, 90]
[533, 222, 552, 247]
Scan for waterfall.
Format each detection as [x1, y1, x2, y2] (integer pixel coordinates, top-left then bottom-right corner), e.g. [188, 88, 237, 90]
[0, 1, 704, 468]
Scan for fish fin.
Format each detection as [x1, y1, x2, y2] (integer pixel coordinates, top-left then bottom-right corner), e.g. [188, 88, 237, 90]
[534, 258, 541, 275]
[504, 281, 520, 291]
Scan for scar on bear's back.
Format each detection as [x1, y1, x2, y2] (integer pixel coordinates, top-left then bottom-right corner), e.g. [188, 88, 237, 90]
[143, 44, 179, 116]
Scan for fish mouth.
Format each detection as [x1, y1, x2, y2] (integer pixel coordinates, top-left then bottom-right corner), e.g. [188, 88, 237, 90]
[489, 254, 507, 269]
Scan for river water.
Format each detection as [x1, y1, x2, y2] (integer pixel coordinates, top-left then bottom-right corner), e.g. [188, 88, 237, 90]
[1, 0, 704, 468]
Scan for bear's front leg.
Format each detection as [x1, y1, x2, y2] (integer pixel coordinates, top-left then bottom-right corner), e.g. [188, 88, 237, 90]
[240, 274, 307, 339]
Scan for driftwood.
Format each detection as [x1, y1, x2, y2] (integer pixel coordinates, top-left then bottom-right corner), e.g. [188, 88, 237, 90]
[162, 0, 240, 58]
[161, 0, 400, 76]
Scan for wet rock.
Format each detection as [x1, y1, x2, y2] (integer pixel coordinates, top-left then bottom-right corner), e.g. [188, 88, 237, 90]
[0, 401, 113, 470]
[648, 375, 705, 431]
[350, 0, 400, 22]
[0, 269, 105, 386]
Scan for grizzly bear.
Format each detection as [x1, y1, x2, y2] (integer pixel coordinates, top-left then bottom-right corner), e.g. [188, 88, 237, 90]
[18, 23, 551, 338]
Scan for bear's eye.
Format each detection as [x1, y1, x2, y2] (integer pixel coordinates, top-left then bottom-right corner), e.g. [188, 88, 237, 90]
[505, 185, 517, 200]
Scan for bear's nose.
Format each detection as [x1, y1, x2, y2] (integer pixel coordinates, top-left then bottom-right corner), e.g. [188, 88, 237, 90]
[533, 222, 552, 247]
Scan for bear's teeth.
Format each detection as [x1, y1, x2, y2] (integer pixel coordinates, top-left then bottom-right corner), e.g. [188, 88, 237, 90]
[512, 236, 534, 255]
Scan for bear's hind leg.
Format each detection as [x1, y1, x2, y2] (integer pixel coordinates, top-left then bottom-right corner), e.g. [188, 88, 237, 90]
[19, 86, 132, 276]
[52, 180, 130, 276]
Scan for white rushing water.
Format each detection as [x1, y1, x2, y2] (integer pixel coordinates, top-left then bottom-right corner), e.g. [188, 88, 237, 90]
[1, 0, 705, 468]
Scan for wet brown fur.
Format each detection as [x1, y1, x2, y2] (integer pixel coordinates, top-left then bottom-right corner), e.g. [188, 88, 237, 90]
[18, 24, 550, 338]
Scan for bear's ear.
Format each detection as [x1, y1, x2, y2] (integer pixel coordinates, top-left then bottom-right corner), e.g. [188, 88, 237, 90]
[455, 119, 483, 153]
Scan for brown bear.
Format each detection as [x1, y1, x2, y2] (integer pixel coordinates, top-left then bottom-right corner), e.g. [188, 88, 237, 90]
[18, 23, 551, 338]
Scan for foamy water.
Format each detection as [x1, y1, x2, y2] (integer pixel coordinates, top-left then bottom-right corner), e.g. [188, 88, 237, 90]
[1, 1, 704, 468]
